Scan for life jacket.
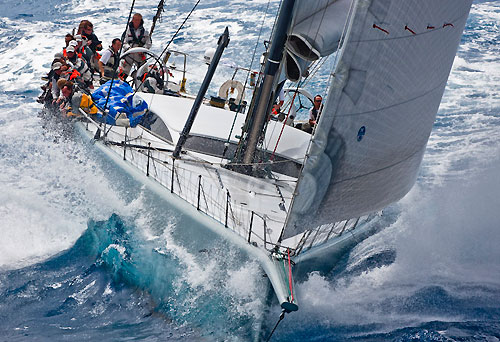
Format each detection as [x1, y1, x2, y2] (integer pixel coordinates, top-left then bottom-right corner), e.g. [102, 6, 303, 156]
[68, 69, 81, 81]
[69, 91, 98, 116]
[82, 32, 102, 53]
[128, 21, 146, 47]
[70, 58, 91, 82]
[102, 47, 120, 78]
[104, 47, 119, 69]
[79, 45, 93, 66]
[51, 71, 60, 82]
[310, 107, 318, 121]
[63, 48, 67, 58]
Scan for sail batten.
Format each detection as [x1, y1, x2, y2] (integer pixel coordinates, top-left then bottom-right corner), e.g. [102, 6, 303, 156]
[282, 0, 473, 239]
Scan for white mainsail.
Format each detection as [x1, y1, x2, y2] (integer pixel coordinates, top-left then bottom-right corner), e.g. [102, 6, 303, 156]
[283, 0, 473, 239]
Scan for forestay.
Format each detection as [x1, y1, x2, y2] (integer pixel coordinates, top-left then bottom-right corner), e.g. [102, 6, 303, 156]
[283, 0, 473, 239]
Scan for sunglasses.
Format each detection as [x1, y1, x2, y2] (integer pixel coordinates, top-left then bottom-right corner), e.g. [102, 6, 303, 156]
[314, 99, 322, 102]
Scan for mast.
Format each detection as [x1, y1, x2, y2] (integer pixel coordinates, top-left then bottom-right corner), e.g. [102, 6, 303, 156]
[240, 0, 296, 166]
[173, 27, 230, 159]
[150, 0, 165, 39]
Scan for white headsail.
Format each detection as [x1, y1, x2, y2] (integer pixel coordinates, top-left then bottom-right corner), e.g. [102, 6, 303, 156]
[283, 0, 473, 239]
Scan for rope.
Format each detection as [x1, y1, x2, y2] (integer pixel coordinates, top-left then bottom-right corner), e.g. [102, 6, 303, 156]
[265, 309, 286, 342]
[99, 0, 136, 140]
[250, 0, 330, 164]
[270, 82, 300, 160]
[233, 0, 281, 162]
[103, 0, 136, 113]
[133, 0, 201, 96]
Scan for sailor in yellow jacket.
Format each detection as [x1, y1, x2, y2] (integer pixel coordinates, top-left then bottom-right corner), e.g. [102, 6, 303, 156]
[58, 79, 98, 117]
[69, 91, 98, 116]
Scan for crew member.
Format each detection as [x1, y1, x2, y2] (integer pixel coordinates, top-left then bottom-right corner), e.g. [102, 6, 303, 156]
[138, 64, 164, 94]
[78, 20, 102, 54]
[66, 45, 92, 89]
[309, 94, 323, 127]
[50, 62, 70, 103]
[98, 38, 121, 83]
[74, 35, 94, 69]
[57, 79, 98, 117]
[120, 13, 152, 79]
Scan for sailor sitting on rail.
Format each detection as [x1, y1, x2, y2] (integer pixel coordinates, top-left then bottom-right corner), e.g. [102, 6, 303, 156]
[49, 62, 70, 104]
[63, 34, 74, 55]
[98, 38, 122, 84]
[38, 55, 69, 104]
[78, 20, 102, 55]
[57, 79, 98, 117]
[66, 45, 93, 90]
[73, 34, 94, 71]
[120, 13, 152, 80]
[78, 20, 102, 71]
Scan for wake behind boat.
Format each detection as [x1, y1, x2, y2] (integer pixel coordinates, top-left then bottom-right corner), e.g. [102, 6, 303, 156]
[38, 0, 474, 338]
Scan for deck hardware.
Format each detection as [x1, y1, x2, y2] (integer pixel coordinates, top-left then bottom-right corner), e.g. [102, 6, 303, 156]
[123, 127, 127, 161]
[197, 175, 202, 210]
[225, 190, 230, 227]
[146, 142, 151, 176]
[171, 159, 175, 193]
[248, 211, 254, 243]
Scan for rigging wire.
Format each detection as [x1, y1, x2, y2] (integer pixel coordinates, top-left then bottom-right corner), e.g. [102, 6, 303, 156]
[100, 0, 136, 139]
[265, 309, 286, 342]
[221, 0, 273, 162]
[270, 82, 301, 160]
[102, 0, 136, 113]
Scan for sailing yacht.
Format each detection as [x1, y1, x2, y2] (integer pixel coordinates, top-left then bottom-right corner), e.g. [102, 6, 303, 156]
[72, 0, 474, 317]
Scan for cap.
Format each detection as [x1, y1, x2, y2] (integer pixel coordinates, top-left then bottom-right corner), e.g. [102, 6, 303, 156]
[66, 46, 75, 53]
[52, 62, 63, 70]
[75, 35, 83, 42]
[68, 40, 78, 47]
[54, 52, 64, 59]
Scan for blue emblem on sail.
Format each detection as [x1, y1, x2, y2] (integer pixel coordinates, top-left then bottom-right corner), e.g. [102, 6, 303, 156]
[357, 126, 366, 141]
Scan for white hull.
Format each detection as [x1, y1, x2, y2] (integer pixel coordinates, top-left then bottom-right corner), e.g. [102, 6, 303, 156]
[73, 105, 372, 311]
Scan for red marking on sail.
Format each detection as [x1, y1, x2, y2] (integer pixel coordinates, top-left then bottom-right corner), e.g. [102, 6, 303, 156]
[373, 24, 389, 34]
[427, 25, 435, 29]
[443, 23, 454, 28]
[405, 25, 416, 35]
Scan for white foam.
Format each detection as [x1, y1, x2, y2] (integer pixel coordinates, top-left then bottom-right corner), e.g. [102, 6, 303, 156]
[0, 100, 131, 269]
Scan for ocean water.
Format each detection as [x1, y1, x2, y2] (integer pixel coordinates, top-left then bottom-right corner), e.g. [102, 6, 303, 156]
[0, 0, 499, 341]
